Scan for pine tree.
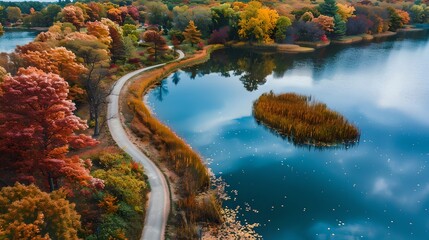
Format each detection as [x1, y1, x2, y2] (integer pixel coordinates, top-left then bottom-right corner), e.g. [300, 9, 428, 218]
[183, 20, 202, 47]
[319, 0, 338, 17]
[332, 14, 346, 39]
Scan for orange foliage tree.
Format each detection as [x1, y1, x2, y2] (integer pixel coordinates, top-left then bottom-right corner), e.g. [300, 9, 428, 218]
[0, 183, 81, 239]
[61, 5, 85, 30]
[86, 21, 113, 47]
[20, 47, 86, 83]
[0, 68, 101, 191]
[313, 15, 335, 33]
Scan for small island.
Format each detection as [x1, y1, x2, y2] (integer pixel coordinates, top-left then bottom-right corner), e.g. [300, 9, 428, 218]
[253, 92, 360, 147]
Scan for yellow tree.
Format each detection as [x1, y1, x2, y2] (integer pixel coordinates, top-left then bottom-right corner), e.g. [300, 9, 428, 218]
[238, 1, 279, 43]
[0, 183, 81, 240]
[337, 3, 355, 21]
[183, 20, 202, 47]
[0, 23, 4, 36]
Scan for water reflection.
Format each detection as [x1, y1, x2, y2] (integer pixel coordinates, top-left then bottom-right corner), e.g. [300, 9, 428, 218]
[147, 30, 429, 239]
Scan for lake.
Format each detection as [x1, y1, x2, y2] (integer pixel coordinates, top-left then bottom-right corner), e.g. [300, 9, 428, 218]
[147, 31, 429, 239]
[0, 30, 39, 53]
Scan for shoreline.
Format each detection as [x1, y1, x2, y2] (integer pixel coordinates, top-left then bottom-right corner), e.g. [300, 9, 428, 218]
[123, 45, 225, 238]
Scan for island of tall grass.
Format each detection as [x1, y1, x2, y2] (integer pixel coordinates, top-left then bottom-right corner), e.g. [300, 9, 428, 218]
[253, 92, 360, 147]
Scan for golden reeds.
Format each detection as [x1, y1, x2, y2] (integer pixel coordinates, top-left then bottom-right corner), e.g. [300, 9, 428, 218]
[253, 92, 360, 147]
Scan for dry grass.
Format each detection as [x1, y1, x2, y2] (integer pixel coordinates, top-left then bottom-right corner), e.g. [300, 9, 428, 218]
[253, 92, 360, 147]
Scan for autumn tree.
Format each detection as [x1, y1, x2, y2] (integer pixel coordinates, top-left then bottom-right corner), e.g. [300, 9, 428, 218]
[61, 5, 85, 30]
[313, 15, 335, 33]
[86, 21, 112, 47]
[107, 8, 123, 25]
[0, 67, 100, 191]
[6, 6, 22, 23]
[183, 20, 202, 47]
[20, 47, 86, 83]
[396, 9, 410, 26]
[87, 2, 106, 21]
[319, 0, 338, 17]
[387, 7, 403, 31]
[0, 23, 3, 36]
[337, 3, 355, 21]
[0, 66, 6, 82]
[62, 39, 111, 136]
[101, 18, 126, 62]
[142, 30, 169, 61]
[0, 183, 81, 239]
[238, 1, 279, 43]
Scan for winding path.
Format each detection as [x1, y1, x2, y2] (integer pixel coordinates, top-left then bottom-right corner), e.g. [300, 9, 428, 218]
[107, 50, 185, 240]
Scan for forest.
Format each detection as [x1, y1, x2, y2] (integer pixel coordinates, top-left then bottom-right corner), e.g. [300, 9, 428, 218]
[0, 0, 428, 239]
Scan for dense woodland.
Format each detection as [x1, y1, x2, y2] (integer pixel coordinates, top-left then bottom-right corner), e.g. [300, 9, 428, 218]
[0, 0, 428, 239]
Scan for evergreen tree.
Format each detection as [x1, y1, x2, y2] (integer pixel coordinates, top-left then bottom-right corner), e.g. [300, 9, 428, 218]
[319, 0, 338, 17]
[183, 20, 202, 47]
[332, 14, 346, 39]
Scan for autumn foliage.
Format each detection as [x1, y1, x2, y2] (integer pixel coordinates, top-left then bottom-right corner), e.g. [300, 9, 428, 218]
[253, 92, 360, 147]
[20, 47, 86, 83]
[0, 183, 81, 240]
[0, 67, 99, 191]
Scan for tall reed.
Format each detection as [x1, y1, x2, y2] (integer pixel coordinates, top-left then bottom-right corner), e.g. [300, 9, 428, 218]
[253, 92, 360, 147]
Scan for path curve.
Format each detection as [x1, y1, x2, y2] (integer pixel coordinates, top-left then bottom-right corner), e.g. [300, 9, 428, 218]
[107, 50, 185, 240]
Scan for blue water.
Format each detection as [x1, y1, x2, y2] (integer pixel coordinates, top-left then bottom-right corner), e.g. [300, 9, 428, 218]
[147, 31, 429, 239]
[0, 30, 39, 53]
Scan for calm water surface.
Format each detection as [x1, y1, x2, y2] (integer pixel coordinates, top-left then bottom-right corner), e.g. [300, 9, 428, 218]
[0, 30, 38, 53]
[147, 31, 429, 239]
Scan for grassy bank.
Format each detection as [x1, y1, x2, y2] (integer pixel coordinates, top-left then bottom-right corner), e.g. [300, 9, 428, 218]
[253, 92, 360, 147]
[125, 45, 224, 238]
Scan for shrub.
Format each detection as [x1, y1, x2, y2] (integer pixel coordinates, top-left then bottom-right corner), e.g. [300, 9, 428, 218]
[208, 26, 229, 44]
[346, 15, 374, 35]
[291, 20, 325, 42]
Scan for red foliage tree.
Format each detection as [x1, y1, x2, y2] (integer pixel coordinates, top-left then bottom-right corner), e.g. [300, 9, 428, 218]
[0, 67, 100, 191]
[142, 30, 169, 61]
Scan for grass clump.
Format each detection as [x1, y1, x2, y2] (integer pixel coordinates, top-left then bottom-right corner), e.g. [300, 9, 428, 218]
[253, 92, 360, 147]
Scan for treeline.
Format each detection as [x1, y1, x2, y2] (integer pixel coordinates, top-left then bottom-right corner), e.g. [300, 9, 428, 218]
[253, 92, 360, 147]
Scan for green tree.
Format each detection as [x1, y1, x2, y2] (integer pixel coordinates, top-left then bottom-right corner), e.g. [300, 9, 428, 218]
[319, 0, 338, 17]
[6, 6, 22, 23]
[387, 7, 403, 31]
[0, 183, 81, 240]
[146, 1, 170, 27]
[332, 14, 346, 39]
[274, 16, 292, 43]
[183, 20, 202, 47]
[122, 24, 139, 44]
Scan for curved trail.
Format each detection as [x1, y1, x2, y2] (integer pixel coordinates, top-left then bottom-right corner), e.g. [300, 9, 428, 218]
[107, 50, 185, 240]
